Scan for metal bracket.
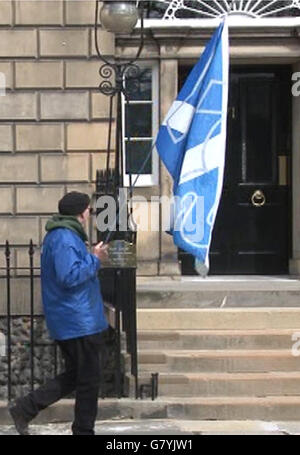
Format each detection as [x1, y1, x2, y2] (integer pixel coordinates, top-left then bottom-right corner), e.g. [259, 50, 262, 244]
[139, 373, 159, 400]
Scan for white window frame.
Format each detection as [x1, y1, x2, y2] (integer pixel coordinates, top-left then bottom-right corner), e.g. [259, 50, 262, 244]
[122, 61, 159, 187]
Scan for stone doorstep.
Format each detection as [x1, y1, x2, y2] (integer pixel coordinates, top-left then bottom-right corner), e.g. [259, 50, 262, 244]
[125, 371, 300, 397]
[135, 277, 300, 309]
[136, 276, 300, 292]
[136, 291, 300, 308]
[4, 397, 300, 424]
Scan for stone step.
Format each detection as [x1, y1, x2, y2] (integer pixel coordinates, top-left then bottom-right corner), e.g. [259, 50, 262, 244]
[146, 396, 300, 421]
[4, 397, 300, 422]
[131, 349, 300, 373]
[136, 277, 300, 308]
[137, 308, 300, 330]
[127, 372, 300, 397]
[136, 329, 297, 350]
[137, 290, 300, 309]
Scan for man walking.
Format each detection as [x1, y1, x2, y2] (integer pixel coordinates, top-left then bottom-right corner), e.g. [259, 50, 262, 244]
[8, 191, 109, 435]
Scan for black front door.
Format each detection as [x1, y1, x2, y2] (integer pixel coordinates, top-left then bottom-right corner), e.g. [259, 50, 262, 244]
[178, 65, 292, 275]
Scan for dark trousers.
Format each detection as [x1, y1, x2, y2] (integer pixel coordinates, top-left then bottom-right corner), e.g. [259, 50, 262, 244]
[16, 332, 105, 435]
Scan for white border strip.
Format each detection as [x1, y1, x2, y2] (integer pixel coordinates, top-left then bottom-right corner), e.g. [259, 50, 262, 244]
[138, 17, 300, 29]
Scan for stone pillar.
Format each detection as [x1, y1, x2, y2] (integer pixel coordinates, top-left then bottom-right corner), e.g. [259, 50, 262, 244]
[158, 59, 180, 276]
[290, 62, 300, 274]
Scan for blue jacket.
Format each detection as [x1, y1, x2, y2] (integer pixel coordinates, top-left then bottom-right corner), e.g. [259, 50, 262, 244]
[41, 228, 108, 340]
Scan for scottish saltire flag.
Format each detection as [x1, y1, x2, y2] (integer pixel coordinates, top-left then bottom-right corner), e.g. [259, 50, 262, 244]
[155, 20, 229, 276]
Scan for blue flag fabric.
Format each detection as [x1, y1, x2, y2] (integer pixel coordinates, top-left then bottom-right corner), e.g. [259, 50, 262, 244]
[155, 20, 229, 276]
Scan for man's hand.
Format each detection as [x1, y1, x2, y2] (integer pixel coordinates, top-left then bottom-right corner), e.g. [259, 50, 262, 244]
[93, 241, 109, 262]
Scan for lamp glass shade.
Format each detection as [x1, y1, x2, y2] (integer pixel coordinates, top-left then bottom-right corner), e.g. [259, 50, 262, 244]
[100, 1, 139, 34]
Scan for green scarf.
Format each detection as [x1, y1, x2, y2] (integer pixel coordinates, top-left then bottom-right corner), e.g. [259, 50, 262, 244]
[45, 214, 88, 243]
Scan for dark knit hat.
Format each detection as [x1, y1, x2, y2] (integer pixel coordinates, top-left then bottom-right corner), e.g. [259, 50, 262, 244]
[58, 191, 90, 216]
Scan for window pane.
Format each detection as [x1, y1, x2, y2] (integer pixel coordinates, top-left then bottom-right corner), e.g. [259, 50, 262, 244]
[125, 68, 152, 101]
[125, 141, 152, 174]
[125, 104, 152, 138]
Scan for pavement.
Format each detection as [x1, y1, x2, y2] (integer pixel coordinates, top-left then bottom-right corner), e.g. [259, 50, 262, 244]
[1, 419, 300, 435]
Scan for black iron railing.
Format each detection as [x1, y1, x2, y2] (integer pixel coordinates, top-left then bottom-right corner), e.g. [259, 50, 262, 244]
[95, 168, 140, 399]
[0, 241, 148, 402]
[3, 240, 43, 401]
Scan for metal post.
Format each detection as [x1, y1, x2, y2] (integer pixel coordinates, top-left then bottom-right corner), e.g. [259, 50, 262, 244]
[94, 1, 145, 399]
[151, 373, 159, 400]
[5, 241, 11, 401]
[114, 269, 122, 398]
[29, 240, 35, 392]
[128, 268, 138, 398]
[54, 343, 58, 378]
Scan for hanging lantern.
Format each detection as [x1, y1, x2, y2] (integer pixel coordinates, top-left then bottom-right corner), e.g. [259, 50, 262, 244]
[100, 1, 139, 34]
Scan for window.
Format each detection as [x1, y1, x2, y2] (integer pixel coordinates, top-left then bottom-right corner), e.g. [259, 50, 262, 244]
[122, 62, 159, 187]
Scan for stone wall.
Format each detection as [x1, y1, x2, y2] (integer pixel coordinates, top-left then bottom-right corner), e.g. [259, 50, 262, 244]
[0, 0, 117, 270]
[0, 317, 119, 400]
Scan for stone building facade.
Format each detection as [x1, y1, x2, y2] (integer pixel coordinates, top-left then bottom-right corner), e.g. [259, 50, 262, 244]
[0, 0, 113, 265]
[1, 0, 300, 291]
[0, 0, 179, 283]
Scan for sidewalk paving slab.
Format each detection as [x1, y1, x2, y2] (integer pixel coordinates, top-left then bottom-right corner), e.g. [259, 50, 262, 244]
[0, 420, 299, 435]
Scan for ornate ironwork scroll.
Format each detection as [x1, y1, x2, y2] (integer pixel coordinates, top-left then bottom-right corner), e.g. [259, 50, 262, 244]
[145, 0, 300, 19]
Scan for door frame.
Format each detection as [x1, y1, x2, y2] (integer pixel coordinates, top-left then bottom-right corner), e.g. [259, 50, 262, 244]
[290, 61, 300, 275]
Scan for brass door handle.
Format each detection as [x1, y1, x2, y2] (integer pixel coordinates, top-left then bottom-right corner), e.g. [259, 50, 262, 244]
[251, 190, 266, 207]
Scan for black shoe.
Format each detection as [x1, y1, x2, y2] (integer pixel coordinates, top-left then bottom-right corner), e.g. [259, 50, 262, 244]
[8, 402, 30, 435]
